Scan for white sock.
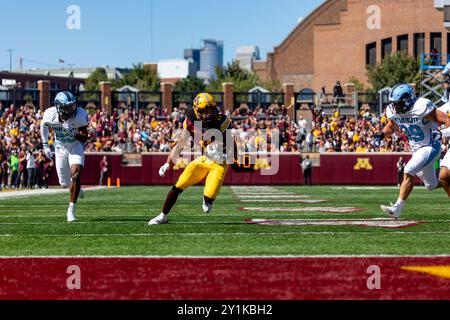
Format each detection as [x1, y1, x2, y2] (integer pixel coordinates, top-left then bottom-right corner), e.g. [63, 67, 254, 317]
[69, 202, 76, 210]
[394, 198, 405, 208]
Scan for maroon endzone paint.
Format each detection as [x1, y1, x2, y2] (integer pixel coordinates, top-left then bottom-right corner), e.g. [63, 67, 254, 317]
[0, 257, 449, 300]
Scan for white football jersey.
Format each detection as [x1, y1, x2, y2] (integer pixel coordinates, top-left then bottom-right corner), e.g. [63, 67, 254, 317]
[42, 107, 89, 146]
[386, 98, 439, 153]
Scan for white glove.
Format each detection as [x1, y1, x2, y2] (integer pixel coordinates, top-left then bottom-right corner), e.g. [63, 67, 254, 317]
[43, 145, 54, 159]
[159, 163, 170, 177]
[205, 142, 224, 163]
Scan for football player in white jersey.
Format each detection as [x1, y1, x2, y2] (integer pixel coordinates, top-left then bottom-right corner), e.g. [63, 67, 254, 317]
[374, 84, 450, 218]
[40, 91, 89, 222]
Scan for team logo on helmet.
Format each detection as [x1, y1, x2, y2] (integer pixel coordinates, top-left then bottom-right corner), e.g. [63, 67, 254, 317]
[54, 91, 77, 120]
[193, 93, 218, 121]
[389, 84, 416, 114]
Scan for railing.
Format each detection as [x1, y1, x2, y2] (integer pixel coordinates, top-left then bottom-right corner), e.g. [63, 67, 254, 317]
[112, 91, 137, 110]
[137, 91, 162, 111]
[316, 92, 358, 115]
[233, 91, 284, 112]
[77, 91, 101, 110]
[420, 53, 450, 71]
[0, 89, 40, 111]
[172, 91, 223, 111]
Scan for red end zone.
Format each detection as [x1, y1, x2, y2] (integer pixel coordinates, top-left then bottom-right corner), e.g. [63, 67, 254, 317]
[0, 257, 449, 300]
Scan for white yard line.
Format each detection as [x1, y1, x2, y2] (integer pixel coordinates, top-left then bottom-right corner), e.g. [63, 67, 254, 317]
[237, 195, 311, 199]
[242, 207, 361, 212]
[239, 199, 326, 203]
[1, 231, 450, 237]
[0, 186, 108, 199]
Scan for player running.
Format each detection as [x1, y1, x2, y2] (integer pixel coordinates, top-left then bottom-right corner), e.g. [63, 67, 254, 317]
[374, 84, 450, 219]
[148, 93, 234, 225]
[40, 91, 89, 222]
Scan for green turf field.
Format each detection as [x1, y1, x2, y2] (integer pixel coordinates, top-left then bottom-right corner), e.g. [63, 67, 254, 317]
[0, 186, 449, 256]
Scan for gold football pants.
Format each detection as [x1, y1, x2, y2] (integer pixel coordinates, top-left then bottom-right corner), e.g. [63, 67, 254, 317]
[175, 156, 228, 199]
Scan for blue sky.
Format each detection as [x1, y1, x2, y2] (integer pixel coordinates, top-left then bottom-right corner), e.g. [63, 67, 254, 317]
[0, 0, 324, 70]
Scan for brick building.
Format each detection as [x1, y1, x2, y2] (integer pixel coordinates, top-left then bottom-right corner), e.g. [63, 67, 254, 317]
[255, 0, 450, 92]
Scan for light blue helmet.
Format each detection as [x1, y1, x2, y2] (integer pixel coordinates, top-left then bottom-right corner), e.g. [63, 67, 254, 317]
[54, 91, 77, 119]
[389, 84, 416, 114]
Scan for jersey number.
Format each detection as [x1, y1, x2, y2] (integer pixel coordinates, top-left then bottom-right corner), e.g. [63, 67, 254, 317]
[400, 125, 424, 142]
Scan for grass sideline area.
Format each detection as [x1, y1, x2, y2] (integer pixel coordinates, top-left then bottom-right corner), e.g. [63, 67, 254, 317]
[0, 185, 449, 256]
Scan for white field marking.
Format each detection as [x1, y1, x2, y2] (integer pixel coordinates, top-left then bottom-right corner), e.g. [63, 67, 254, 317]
[2, 254, 450, 259]
[1, 219, 450, 225]
[245, 218, 420, 229]
[330, 186, 422, 190]
[242, 207, 362, 213]
[237, 195, 311, 199]
[2, 231, 450, 238]
[0, 213, 366, 219]
[235, 193, 297, 196]
[239, 199, 326, 204]
[231, 186, 278, 188]
[0, 186, 108, 199]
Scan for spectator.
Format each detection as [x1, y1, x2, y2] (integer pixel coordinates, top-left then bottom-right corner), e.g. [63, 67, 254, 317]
[301, 155, 313, 186]
[34, 150, 45, 188]
[333, 81, 344, 105]
[26, 149, 35, 189]
[17, 149, 27, 188]
[8, 149, 19, 188]
[43, 158, 54, 189]
[99, 156, 109, 186]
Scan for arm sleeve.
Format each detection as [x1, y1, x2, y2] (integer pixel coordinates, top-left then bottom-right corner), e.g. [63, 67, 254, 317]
[40, 122, 49, 146]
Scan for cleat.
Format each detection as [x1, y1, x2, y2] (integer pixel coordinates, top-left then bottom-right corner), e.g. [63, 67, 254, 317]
[67, 206, 77, 222]
[148, 213, 168, 225]
[380, 202, 402, 219]
[79, 189, 85, 199]
[202, 200, 212, 214]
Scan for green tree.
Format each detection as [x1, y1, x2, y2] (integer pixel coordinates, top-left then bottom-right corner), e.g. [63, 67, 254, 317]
[117, 63, 160, 91]
[84, 67, 109, 91]
[174, 76, 206, 92]
[207, 60, 259, 92]
[347, 76, 366, 92]
[366, 52, 422, 92]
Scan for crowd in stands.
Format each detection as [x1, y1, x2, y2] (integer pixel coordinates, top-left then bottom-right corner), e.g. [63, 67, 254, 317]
[1, 100, 449, 188]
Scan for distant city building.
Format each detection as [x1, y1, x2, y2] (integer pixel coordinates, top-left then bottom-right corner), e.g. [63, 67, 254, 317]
[0, 71, 84, 91]
[157, 59, 196, 84]
[235, 46, 261, 72]
[15, 67, 128, 81]
[184, 48, 201, 74]
[198, 39, 224, 81]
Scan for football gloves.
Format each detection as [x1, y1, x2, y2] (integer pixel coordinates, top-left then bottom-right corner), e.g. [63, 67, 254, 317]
[43, 144, 54, 159]
[431, 130, 443, 143]
[373, 132, 385, 148]
[159, 163, 170, 177]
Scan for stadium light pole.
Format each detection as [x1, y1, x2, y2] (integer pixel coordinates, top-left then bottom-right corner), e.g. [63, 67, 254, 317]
[7, 49, 15, 72]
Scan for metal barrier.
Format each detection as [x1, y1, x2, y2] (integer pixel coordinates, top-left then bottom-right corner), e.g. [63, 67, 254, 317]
[172, 91, 223, 111]
[137, 91, 162, 111]
[112, 90, 137, 111]
[317, 92, 357, 115]
[233, 91, 284, 112]
[0, 89, 39, 110]
[420, 53, 450, 71]
[77, 91, 101, 110]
